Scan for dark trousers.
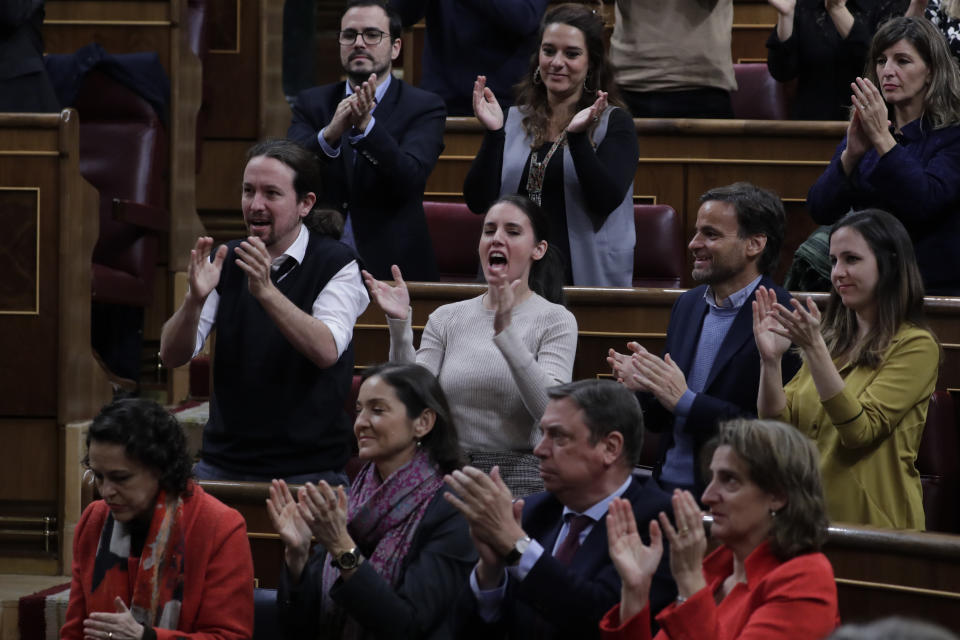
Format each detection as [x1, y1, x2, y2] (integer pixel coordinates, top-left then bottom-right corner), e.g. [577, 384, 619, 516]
[620, 86, 733, 119]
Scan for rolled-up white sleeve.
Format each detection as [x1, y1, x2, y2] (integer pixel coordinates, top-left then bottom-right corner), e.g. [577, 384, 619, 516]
[311, 260, 369, 357]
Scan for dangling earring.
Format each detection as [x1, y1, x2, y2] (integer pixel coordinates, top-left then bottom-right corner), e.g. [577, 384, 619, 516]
[533, 68, 543, 85]
[769, 508, 778, 518]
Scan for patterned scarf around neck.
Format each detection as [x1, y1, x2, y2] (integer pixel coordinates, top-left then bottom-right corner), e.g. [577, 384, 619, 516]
[320, 449, 443, 638]
[89, 489, 185, 630]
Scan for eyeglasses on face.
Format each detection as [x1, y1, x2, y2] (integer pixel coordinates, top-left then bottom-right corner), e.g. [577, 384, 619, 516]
[338, 28, 389, 46]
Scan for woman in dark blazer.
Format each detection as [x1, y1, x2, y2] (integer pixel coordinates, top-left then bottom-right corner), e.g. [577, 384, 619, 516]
[271, 363, 476, 640]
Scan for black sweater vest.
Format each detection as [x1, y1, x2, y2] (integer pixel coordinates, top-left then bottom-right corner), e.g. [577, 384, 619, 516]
[201, 231, 358, 476]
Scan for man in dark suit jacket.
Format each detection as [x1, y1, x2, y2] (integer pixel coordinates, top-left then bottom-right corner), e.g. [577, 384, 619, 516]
[0, 0, 59, 112]
[287, 0, 445, 281]
[610, 182, 801, 494]
[446, 379, 675, 640]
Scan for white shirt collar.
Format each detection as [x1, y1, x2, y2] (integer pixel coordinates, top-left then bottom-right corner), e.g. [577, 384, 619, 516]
[273, 223, 308, 270]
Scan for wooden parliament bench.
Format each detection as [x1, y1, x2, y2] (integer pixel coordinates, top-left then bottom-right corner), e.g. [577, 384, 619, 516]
[433, 117, 848, 288]
[355, 284, 960, 394]
[0, 111, 112, 575]
[196, 480, 960, 633]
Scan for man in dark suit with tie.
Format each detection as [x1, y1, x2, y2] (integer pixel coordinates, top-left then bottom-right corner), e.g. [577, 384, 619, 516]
[446, 379, 675, 639]
[609, 182, 801, 495]
[287, 0, 445, 281]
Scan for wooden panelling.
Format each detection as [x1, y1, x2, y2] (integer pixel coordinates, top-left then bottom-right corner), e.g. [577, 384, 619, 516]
[0, 189, 40, 314]
[43, 0, 206, 272]
[203, 0, 286, 141]
[205, 0, 259, 138]
[198, 478, 960, 631]
[826, 525, 960, 632]
[0, 111, 111, 571]
[356, 284, 960, 392]
[0, 421, 59, 503]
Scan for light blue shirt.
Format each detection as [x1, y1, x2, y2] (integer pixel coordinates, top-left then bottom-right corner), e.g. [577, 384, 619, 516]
[317, 73, 392, 157]
[660, 274, 763, 487]
[470, 475, 633, 623]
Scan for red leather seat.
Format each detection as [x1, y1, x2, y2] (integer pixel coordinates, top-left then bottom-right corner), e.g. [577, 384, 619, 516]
[633, 204, 684, 288]
[731, 63, 794, 120]
[424, 201, 483, 282]
[917, 390, 960, 533]
[76, 70, 169, 306]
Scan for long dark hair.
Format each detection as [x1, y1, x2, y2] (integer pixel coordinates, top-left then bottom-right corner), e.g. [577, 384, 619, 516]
[490, 194, 566, 304]
[822, 209, 933, 368]
[361, 363, 466, 474]
[514, 3, 623, 148]
[84, 398, 193, 496]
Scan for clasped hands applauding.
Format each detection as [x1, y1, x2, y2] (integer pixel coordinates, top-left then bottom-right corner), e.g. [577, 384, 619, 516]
[323, 72, 379, 145]
[606, 344, 688, 413]
[267, 479, 357, 582]
[606, 491, 707, 623]
[473, 74, 609, 136]
[363, 263, 524, 336]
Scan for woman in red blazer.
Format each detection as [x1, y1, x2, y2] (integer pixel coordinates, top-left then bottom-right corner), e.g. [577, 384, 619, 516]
[600, 418, 838, 640]
[62, 399, 253, 640]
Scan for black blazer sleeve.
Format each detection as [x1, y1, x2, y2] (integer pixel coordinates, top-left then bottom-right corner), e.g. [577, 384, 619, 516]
[453, 479, 675, 640]
[351, 92, 446, 201]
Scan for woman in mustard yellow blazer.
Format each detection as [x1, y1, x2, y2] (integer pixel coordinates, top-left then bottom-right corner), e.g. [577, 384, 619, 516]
[753, 209, 939, 530]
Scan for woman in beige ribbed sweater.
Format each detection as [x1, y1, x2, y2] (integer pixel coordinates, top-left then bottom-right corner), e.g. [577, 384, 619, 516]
[363, 195, 577, 496]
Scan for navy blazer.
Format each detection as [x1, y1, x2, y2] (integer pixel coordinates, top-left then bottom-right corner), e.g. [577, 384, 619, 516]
[642, 275, 802, 492]
[288, 76, 446, 281]
[278, 486, 476, 640]
[453, 475, 675, 640]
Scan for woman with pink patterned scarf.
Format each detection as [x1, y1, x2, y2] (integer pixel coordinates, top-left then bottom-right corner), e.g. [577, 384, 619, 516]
[268, 363, 476, 640]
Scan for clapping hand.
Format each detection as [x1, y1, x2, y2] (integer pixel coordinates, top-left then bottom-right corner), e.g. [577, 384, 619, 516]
[769, 296, 825, 353]
[658, 490, 708, 599]
[567, 91, 608, 134]
[766, 0, 796, 15]
[234, 236, 275, 299]
[297, 481, 352, 553]
[850, 77, 891, 144]
[266, 479, 313, 580]
[363, 265, 410, 320]
[186, 236, 226, 304]
[486, 271, 522, 334]
[752, 285, 792, 363]
[629, 346, 688, 412]
[606, 498, 662, 623]
[350, 74, 378, 130]
[607, 342, 651, 392]
[473, 75, 504, 131]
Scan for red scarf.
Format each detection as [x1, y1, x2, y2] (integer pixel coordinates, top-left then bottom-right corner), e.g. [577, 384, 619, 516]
[88, 489, 185, 629]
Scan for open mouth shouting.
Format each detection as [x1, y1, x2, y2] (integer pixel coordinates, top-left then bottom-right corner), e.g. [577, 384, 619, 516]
[488, 250, 508, 275]
[246, 216, 272, 239]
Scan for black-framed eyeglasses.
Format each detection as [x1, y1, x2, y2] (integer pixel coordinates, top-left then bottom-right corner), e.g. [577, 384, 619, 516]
[338, 28, 389, 46]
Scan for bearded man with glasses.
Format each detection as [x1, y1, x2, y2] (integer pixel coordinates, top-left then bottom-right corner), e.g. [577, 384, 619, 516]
[288, 0, 446, 282]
